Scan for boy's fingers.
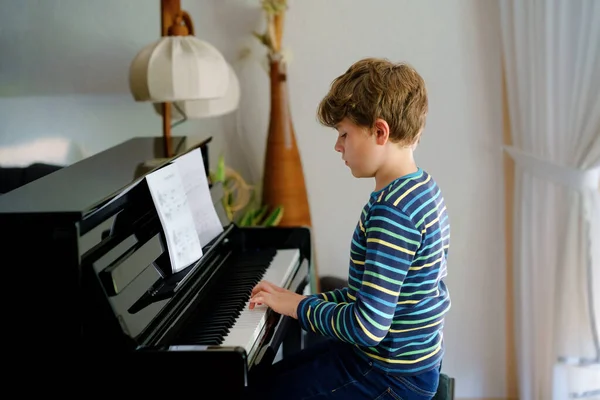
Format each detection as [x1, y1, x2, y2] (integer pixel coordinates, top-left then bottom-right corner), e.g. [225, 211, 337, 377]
[249, 298, 263, 308]
[250, 291, 270, 307]
[251, 280, 276, 296]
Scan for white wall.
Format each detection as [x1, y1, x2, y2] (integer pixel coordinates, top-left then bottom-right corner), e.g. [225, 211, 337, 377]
[0, 1, 506, 398]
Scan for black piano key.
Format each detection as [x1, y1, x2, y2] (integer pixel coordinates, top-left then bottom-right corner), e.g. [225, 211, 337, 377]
[194, 330, 228, 339]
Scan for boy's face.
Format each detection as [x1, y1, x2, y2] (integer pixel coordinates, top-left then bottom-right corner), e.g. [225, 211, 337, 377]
[334, 118, 387, 178]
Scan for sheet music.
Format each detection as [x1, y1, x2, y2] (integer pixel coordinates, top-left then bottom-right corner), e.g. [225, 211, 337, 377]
[172, 148, 224, 247]
[145, 163, 203, 273]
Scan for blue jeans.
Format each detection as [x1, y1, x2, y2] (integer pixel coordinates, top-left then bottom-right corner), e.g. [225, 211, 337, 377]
[246, 338, 440, 399]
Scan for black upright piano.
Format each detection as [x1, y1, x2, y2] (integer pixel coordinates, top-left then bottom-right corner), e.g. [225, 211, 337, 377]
[0, 137, 312, 393]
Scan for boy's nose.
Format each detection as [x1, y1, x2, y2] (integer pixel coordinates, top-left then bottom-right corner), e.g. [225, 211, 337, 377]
[334, 141, 343, 153]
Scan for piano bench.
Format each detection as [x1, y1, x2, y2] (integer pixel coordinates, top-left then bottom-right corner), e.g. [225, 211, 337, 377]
[433, 373, 455, 400]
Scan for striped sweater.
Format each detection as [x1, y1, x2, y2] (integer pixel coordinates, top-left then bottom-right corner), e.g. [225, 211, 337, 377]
[297, 168, 451, 375]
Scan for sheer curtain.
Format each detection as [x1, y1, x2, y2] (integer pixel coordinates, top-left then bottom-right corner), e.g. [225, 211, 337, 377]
[499, 0, 600, 399]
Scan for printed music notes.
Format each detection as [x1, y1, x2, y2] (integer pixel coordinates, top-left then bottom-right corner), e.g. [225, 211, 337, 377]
[172, 148, 224, 247]
[145, 147, 224, 274]
[146, 163, 203, 273]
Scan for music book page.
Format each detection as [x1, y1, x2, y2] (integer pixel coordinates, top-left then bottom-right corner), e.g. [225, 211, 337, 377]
[172, 148, 224, 247]
[145, 163, 203, 273]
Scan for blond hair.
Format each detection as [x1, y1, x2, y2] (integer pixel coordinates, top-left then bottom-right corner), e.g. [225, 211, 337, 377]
[317, 58, 428, 145]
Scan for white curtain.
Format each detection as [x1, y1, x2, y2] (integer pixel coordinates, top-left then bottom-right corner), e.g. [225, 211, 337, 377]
[499, 0, 600, 399]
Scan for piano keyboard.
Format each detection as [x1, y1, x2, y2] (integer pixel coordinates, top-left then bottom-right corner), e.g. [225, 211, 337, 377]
[175, 248, 300, 356]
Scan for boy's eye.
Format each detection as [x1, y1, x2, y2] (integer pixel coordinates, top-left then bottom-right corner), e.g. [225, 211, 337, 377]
[340, 133, 347, 138]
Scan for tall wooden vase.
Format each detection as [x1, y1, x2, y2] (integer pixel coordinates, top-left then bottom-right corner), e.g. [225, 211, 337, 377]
[261, 57, 312, 228]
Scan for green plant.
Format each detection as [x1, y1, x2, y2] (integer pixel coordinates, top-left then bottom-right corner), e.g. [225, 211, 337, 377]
[238, 204, 284, 227]
[210, 154, 284, 227]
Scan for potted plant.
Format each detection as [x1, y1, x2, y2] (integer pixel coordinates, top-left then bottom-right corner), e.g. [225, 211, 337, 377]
[210, 154, 284, 227]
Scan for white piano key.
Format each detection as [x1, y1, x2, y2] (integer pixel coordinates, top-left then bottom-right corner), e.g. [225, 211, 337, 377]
[263, 248, 300, 289]
[220, 249, 300, 354]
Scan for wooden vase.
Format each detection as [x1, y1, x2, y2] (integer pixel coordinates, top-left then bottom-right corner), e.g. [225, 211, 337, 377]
[261, 57, 312, 228]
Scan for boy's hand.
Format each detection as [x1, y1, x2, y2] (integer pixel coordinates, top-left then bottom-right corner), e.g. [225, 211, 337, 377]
[249, 280, 306, 319]
[250, 280, 286, 298]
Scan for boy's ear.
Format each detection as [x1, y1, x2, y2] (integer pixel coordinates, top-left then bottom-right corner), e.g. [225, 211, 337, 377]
[373, 118, 390, 145]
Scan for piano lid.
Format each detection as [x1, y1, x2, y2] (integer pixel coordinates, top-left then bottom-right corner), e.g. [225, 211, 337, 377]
[0, 136, 209, 218]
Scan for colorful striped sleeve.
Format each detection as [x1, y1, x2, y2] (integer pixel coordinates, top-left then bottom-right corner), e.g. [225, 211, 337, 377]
[311, 287, 349, 303]
[296, 202, 421, 346]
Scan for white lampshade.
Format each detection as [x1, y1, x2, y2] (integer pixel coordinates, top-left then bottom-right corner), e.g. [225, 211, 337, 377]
[153, 62, 240, 119]
[129, 35, 229, 102]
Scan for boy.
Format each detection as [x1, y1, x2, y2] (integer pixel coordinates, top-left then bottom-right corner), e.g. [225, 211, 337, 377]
[248, 58, 451, 400]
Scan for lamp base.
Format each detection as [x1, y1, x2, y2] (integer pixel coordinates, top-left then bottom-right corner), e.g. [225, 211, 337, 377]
[133, 135, 187, 179]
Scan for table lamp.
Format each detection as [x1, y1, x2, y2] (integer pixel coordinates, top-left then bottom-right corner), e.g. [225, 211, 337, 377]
[128, 0, 239, 160]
